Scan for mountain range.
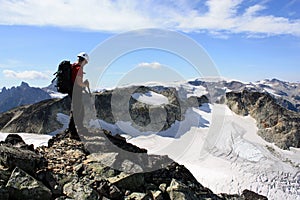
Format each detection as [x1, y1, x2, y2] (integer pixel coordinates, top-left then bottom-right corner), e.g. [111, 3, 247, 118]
[0, 78, 299, 199]
[0, 82, 51, 113]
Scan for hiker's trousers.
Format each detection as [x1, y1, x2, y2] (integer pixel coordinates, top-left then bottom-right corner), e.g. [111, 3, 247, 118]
[68, 85, 84, 134]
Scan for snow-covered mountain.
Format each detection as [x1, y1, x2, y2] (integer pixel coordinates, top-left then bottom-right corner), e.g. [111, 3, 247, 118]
[0, 78, 299, 199]
[42, 80, 67, 99]
[187, 78, 300, 112]
[0, 82, 51, 113]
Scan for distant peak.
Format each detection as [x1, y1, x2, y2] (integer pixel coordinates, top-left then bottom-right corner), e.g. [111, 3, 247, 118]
[20, 82, 30, 88]
[270, 78, 287, 83]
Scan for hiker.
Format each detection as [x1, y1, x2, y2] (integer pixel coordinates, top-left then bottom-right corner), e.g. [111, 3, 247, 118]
[67, 52, 90, 139]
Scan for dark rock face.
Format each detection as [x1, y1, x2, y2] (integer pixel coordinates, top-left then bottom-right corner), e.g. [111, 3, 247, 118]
[0, 133, 267, 200]
[0, 97, 70, 134]
[226, 90, 300, 149]
[95, 86, 207, 132]
[0, 82, 51, 113]
[189, 78, 300, 112]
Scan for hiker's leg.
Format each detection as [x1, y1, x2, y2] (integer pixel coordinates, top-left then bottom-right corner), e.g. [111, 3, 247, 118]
[72, 86, 85, 131]
[77, 101, 85, 130]
[68, 111, 78, 134]
[67, 92, 78, 137]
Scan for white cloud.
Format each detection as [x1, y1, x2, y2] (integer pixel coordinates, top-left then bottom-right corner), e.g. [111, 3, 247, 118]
[137, 62, 163, 69]
[0, 0, 299, 37]
[3, 70, 50, 80]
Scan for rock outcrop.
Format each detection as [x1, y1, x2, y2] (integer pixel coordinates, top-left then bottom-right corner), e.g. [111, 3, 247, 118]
[0, 132, 267, 200]
[95, 86, 207, 132]
[226, 90, 300, 149]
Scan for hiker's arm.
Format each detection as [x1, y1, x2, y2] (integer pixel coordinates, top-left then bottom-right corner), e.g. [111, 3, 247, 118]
[84, 79, 89, 88]
[75, 76, 89, 88]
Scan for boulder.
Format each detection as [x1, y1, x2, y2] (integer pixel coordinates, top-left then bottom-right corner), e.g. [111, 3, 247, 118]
[4, 134, 25, 146]
[166, 179, 200, 200]
[125, 192, 152, 200]
[6, 167, 52, 200]
[63, 179, 98, 200]
[0, 145, 46, 174]
[1, 134, 34, 150]
[108, 172, 145, 192]
[242, 189, 268, 200]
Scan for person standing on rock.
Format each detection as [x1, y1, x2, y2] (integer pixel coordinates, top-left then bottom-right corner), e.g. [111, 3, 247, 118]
[67, 52, 90, 139]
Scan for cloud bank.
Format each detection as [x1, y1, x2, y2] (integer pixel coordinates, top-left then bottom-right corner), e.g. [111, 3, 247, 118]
[3, 70, 50, 80]
[137, 62, 163, 69]
[0, 0, 299, 37]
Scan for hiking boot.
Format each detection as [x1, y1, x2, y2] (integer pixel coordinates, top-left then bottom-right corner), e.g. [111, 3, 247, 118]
[69, 131, 81, 141]
[70, 134, 81, 141]
[65, 128, 81, 141]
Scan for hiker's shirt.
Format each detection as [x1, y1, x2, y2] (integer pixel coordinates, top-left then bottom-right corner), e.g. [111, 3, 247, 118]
[70, 63, 84, 94]
[71, 63, 83, 87]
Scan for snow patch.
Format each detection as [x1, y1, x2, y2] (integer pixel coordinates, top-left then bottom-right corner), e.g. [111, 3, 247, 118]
[49, 92, 67, 99]
[0, 132, 53, 147]
[49, 113, 69, 135]
[89, 103, 211, 139]
[263, 88, 281, 97]
[132, 91, 169, 105]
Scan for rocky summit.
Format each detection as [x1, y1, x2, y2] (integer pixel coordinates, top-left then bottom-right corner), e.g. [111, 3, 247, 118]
[0, 131, 267, 200]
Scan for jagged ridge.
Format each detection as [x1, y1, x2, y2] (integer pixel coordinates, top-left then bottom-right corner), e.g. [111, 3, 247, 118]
[0, 82, 51, 113]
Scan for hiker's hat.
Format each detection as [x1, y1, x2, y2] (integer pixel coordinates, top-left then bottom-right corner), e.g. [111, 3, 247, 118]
[77, 52, 89, 63]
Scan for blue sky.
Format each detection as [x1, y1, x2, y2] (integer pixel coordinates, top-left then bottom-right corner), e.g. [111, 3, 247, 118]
[0, 0, 299, 89]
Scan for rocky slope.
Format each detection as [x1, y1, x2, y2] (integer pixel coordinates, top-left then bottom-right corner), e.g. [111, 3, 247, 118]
[0, 132, 267, 200]
[226, 90, 300, 149]
[0, 82, 51, 113]
[0, 98, 70, 134]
